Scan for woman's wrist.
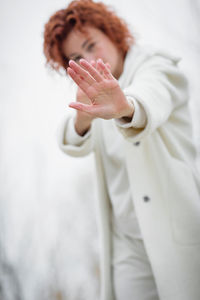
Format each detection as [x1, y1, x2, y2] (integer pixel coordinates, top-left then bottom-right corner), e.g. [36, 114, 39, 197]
[119, 99, 135, 122]
[74, 114, 93, 136]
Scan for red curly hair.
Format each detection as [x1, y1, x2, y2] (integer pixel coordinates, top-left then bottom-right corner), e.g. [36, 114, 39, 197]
[43, 0, 134, 75]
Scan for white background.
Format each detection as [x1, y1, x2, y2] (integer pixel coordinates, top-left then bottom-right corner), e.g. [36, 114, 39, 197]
[0, 0, 200, 299]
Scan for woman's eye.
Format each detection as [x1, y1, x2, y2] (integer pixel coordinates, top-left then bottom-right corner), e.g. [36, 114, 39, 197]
[74, 56, 82, 62]
[87, 43, 96, 51]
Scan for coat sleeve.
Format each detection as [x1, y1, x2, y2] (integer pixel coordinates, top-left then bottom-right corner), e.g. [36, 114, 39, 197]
[115, 53, 189, 143]
[55, 113, 94, 157]
[114, 96, 147, 128]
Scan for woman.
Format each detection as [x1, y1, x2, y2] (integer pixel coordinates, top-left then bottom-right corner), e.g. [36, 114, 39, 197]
[43, 1, 200, 300]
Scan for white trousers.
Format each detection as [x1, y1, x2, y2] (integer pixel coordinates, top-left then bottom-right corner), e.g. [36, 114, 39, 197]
[111, 214, 160, 300]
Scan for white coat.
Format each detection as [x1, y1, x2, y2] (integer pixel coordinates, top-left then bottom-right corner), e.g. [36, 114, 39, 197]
[56, 44, 200, 300]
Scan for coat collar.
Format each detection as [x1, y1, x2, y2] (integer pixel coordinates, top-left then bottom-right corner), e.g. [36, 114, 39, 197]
[118, 43, 181, 89]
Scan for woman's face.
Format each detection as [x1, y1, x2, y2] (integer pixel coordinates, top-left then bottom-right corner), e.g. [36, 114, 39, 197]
[62, 26, 125, 79]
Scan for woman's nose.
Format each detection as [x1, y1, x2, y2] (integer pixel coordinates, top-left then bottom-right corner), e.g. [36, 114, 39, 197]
[83, 54, 97, 63]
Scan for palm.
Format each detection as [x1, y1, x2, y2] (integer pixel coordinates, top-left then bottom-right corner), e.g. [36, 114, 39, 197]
[68, 58, 132, 120]
[75, 61, 113, 120]
[76, 59, 109, 101]
[76, 87, 90, 104]
[84, 80, 123, 118]
[76, 87, 94, 121]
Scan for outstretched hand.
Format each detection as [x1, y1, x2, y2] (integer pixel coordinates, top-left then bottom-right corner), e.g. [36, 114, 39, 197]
[67, 58, 134, 120]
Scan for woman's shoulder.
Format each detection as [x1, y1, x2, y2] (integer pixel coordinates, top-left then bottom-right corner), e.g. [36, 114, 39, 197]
[126, 43, 182, 66]
[119, 42, 186, 88]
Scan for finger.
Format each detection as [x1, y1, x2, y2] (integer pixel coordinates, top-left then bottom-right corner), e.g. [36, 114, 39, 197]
[69, 60, 95, 85]
[96, 60, 103, 76]
[67, 67, 91, 93]
[105, 63, 111, 78]
[79, 59, 103, 82]
[68, 102, 95, 114]
[91, 59, 108, 79]
[90, 60, 97, 69]
[105, 62, 111, 69]
[97, 59, 114, 80]
[69, 101, 104, 119]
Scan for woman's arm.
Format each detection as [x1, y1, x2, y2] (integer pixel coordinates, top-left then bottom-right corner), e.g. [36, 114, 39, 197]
[66, 54, 188, 144]
[55, 113, 94, 157]
[115, 54, 188, 143]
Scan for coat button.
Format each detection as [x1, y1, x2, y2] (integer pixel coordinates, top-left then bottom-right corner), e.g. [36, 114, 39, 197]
[143, 196, 150, 202]
[134, 141, 140, 146]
